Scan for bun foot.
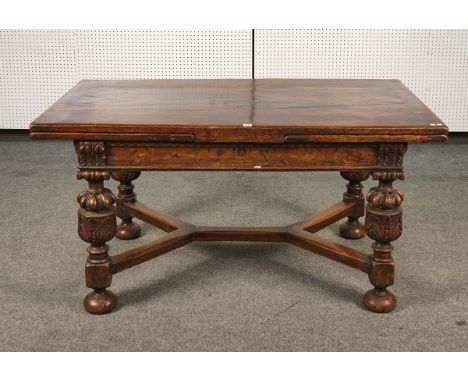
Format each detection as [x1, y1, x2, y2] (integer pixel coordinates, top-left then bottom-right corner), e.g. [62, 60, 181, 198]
[84, 289, 117, 314]
[116, 221, 141, 240]
[339, 219, 366, 240]
[363, 288, 396, 313]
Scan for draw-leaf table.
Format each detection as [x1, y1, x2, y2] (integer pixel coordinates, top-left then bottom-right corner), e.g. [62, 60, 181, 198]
[30, 79, 448, 314]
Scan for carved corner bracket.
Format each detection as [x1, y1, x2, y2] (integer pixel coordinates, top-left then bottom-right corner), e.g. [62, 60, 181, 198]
[373, 143, 408, 180]
[78, 141, 107, 167]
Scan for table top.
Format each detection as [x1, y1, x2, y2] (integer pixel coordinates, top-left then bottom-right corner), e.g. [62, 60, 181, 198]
[30, 79, 448, 143]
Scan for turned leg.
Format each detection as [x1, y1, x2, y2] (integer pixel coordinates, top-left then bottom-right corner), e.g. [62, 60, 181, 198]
[111, 171, 141, 240]
[77, 170, 117, 314]
[363, 171, 404, 313]
[339, 171, 370, 239]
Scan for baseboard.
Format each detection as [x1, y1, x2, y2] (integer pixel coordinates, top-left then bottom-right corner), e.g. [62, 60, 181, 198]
[0, 129, 29, 134]
[0, 129, 30, 141]
[448, 132, 468, 144]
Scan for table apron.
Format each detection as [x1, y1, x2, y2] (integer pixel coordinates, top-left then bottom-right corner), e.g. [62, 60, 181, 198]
[75, 141, 407, 171]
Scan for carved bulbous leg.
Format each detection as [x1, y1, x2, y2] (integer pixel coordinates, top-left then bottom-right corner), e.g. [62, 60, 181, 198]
[363, 171, 404, 313]
[111, 171, 141, 240]
[77, 170, 117, 314]
[339, 171, 370, 239]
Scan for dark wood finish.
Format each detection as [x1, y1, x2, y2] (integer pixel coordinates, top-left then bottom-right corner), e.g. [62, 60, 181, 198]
[283, 134, 447, 143]
[30, 79, 447, 143]
[76, 169, 117, 314]
[288, 228, 370, 272]
[339, 171, 370, 239]
[112, 204, 370, 275]
[33, 131, 448, 143]
[111, 228, 194, 274]
[111, 171, 141, 240]
[103, 142, 380, 171]
[127, 202, 188, 232]
[292, 201, 355, 233]
[194, 226, 288, 242]
[29, 79, 448, 314]
[363, 171, 404, 313]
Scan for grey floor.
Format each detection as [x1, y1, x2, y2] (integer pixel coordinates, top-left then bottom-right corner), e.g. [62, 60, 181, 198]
[0, 135, 467, 351]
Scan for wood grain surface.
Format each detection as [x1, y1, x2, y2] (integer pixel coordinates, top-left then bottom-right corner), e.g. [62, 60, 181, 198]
[30, 79, 448, 143]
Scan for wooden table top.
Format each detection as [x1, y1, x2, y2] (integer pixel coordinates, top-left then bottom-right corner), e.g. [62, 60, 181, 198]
[30, 79, 448, 143]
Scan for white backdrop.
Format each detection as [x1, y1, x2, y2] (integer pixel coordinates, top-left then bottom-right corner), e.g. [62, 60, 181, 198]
[0, 30, 252, 130]
[1, 29, 467, 131]
[255, 29, 468, 132]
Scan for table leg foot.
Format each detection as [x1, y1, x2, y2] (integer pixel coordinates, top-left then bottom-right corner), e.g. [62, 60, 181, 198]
[339, 218, 366, 239]
[84, 289, 117, 314]
[116, 221, 141, 240]
[363, 287, 396, 313]
[339, 171, 370, 240]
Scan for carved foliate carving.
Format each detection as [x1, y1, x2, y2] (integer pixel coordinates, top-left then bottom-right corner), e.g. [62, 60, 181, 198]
[340, 171, 370, 202]
[364, 169, 403, 298]
[372, 171, 405, 181]
[78, 141, 106, 167]
[365, 208, 403, 243]
[76, 158, 117, 311]
[77, 170, 115, 212]
[340, 171, 370, 183]
[77, 170, 110, 182]
[367, 186, 403, 210]
[377, 143, 407, 168]
[111, 171, 141, 183]
[78, 209, 117, 244]
[77, 188, 116, 212]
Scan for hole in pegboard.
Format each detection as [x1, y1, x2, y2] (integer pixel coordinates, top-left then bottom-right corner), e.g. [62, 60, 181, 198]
[1, 29, 466, 131]
[0, 29, 252, 129]
[254, 29, 468, 132]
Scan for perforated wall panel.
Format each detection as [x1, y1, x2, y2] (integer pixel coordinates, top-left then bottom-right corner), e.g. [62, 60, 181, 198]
[2, 30, 467, 131]
[255, 29, 468, 132]
[75, 30, 252, 79]
[0, 30, 252, 129]
[0, 30, 77, 130]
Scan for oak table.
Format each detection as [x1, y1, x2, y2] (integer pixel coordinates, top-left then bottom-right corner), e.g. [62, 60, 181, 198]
[30, 79, 448, 314]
